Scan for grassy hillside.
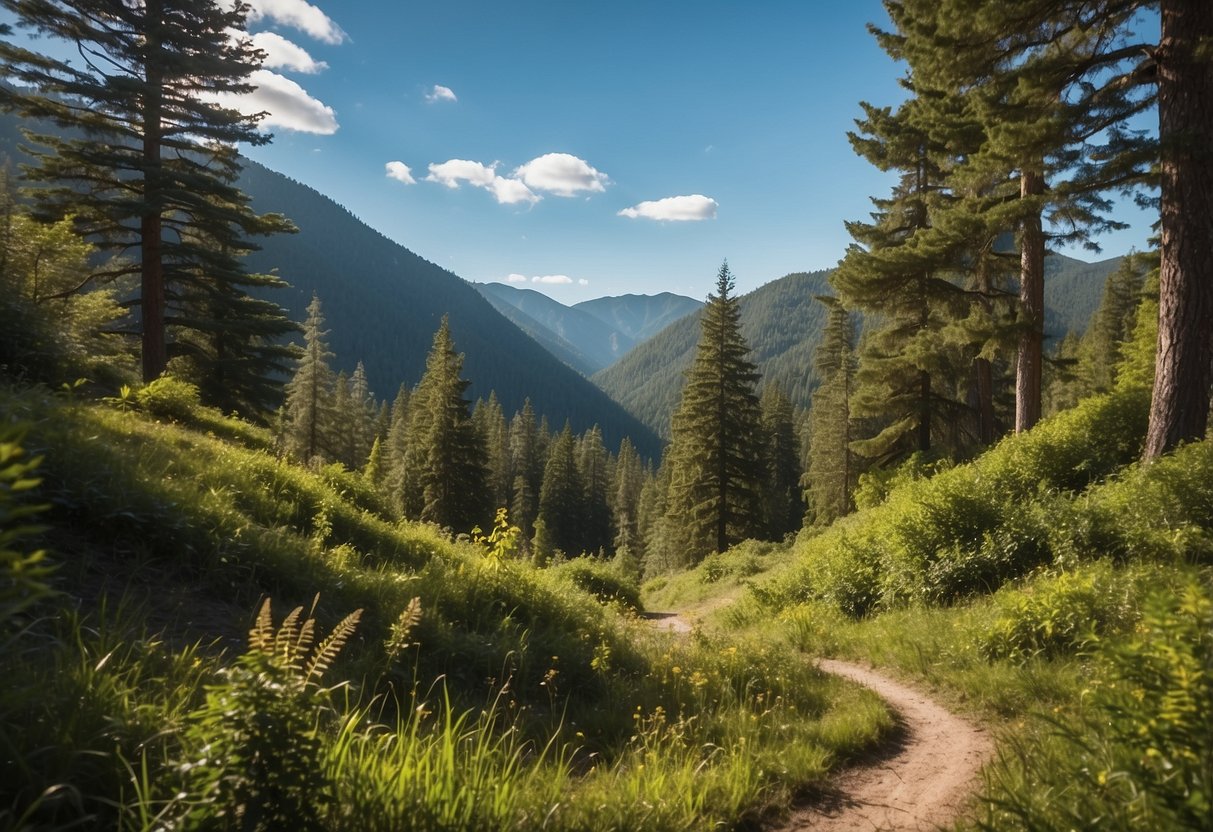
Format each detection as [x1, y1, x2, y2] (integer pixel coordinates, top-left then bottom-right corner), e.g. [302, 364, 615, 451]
[648, 384, 1213, 831]
[0, 384, 889, 830]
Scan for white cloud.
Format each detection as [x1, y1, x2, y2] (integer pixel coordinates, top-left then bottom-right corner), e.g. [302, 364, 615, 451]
[425, 159, 539, 205]
[506, 274, 528, 283]
[618, 194, 718, 222]
[578, 278, 590, 286]
[248, 0, 347, 44]
[425, 84, 457, 103]
[252, 31, 328, 73]
[532, 275, 573, 285]
[514, 153, 608, 197]
[385, 161, 416, 185]
[217, 69, 339, 134]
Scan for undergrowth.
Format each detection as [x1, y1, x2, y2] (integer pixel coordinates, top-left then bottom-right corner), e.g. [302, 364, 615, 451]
[0, 385, 889, 830]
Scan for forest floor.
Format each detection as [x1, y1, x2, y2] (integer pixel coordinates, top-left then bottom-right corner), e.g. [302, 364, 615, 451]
[649, 611, 993, 831]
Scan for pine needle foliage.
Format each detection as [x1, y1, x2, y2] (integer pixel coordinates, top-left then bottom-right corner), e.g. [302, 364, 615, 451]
[664, 262, 765, 562]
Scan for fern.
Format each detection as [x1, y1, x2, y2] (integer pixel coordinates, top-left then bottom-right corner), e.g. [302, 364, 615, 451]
[306, 608, 362, 684]
[384, 596, 422, 665]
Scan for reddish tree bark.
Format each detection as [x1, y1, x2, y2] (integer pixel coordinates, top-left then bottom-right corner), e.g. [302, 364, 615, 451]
[1016, 169, 1046, 434]
[1145, 0, 1213, 459]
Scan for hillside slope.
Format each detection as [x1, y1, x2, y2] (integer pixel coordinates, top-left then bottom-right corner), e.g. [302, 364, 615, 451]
[595, 256, 1121, 438]
[574, 293, 703, 343]
[592, 271, 834, 437]
[473, 283, 626, 375]
[236, 162, 662, 457]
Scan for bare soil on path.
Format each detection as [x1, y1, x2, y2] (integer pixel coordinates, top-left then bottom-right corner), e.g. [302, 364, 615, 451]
[778, 659, 993, 831]
[646, 612, 993, 831]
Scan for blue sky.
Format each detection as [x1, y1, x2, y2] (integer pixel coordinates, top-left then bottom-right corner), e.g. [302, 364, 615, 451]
[6, 1, 1158, 301]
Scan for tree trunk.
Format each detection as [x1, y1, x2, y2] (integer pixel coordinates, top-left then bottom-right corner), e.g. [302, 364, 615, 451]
[1145, 0, 1213, 459]
[140, 0, 166, 382]
[1016, 169, 1046, 433]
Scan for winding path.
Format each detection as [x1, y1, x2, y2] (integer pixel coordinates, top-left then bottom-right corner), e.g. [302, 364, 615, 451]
[645, 612, 993, 831]
[778, 659, 992, 831]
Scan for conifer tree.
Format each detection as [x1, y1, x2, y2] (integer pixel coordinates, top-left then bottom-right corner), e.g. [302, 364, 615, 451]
[577, 425, 612, 556]
[331, 371, 353, 467]
[509, 399, 543, 543]
[760, 385, 804, 538]
[537, 423, 584, 557]
[834, 99, 976, 462]
[0, 0, 295, 386]
[283, 294, 336, 463]
[611, 438, 646, 557]
[402, 317, 489, 532]
[347, 362, 376, 469]
[664, 262, 765, 560]
[805, 297, 858, 525]
[638, 453, 674, 574]
[473, 392, 513, 512]
[383, 384, 411, 514]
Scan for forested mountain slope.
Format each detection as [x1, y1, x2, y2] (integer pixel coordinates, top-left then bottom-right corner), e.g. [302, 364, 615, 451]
[235, 161, 661, 456]
[593, 271, 835, 437]
[597, 257, 1121, 438]
[0, 111, 661, 457]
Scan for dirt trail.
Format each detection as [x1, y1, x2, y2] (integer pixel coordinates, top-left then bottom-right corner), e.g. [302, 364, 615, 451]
[779, 659, 992, 831]
[647, 613, 993, 831]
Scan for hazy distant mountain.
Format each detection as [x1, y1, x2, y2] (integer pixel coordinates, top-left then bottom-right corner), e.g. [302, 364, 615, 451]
[1044, 252, 1125, 336]
[574, 293, 704, 343]
[472, 283, 703, 375]
[473, 283, 629, 375]
[595, 256, 1122, 438]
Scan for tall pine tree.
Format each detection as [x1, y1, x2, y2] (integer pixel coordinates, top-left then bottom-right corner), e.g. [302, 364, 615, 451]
[805, 296, 858, 525]
[402, 317, 489, 532]
[283, 294, 336, 464]
[0, 0, 296, 394]
[664, 262, 765, 561]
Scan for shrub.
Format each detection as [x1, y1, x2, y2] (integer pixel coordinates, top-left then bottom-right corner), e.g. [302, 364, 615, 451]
[978, 563, 1141, 661]
[980, 579, 1213, 829]
[136, 375, 200, 422]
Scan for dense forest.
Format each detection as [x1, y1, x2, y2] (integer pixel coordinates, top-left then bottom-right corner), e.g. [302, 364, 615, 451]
[1, 1, 1212, 830]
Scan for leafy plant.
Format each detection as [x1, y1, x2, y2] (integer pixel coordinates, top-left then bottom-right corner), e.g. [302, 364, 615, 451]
[0, 426, 52, 626]
[136, 375, 200, 422]
[174, 598, 361, 830]
[473, 507, 522, 570]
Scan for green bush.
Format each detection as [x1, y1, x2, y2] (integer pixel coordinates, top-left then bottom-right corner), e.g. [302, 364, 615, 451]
[778, 385, 1151, 616]
[978, 563, 1142, 661]
[551, 557, 642, 611]
[136, 375, 201, 422]
[979, 578, 1213, 829]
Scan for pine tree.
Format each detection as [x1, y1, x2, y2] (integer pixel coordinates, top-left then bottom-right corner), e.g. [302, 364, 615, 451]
[760, 385, 804, 538]
[473, 392, 513, 512]
[577, 425, 612, 556]
[834, 99, 977, 462]
[383, 384, 411, 514]
[0, 0, 295, 388]
[805, 296, 858, 525]
[664, 262, 765, 560]
[610, 437, 646, 557]
[509, 399, 543, 544]
[402, 317, 489, 532]
[537, 423, 584, 557]
[283, 294, 336, 464]
[331, 371, 353, 468]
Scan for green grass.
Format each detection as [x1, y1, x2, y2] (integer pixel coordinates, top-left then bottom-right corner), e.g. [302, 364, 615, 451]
[0, 384, 890, 830]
